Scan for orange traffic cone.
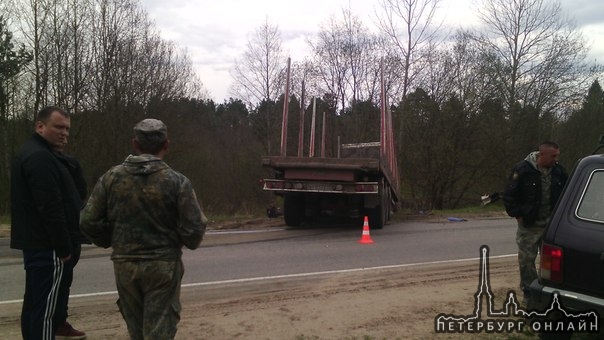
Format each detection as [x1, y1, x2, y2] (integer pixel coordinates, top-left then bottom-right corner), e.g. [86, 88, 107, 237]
[358, 216, 374, 244]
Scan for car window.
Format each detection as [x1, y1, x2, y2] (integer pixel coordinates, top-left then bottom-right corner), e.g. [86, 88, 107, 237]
[576, 169, 604, 223]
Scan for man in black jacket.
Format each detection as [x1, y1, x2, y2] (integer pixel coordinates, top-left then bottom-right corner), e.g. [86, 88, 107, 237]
[11, 106, 86, 339]
[503, 141, 568, 302]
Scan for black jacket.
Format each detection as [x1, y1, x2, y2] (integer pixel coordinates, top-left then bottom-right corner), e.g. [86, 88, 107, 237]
[10, 134, 84, 257]
[503, 156, 568, 226]
[55, 151, 89, 244]
[55, 152, 87, 203]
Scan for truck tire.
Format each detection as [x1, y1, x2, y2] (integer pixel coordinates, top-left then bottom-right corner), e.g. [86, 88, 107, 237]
[284, 195, 304, 227]
[385, 189, 391, 222]
[367, 205, 385, 229]
[367, 184, 389, 229]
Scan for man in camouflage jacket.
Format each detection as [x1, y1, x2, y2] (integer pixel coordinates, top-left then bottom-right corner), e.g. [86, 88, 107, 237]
[80, 119, 206, 340]
[503, 141, 567, 301]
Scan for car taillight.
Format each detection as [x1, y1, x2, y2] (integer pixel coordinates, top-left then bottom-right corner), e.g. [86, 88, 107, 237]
[541, 243, 563, 283]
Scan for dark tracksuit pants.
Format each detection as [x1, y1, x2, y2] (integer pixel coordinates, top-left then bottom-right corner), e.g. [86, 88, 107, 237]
[21, 248, 75, 340]
[54, 244, 81, 327]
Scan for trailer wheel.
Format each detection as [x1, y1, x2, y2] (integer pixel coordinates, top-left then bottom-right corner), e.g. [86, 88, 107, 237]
[367, 205, 385, 229]
[367, 183, 388, 229]
[384, 189, 391, 222]
[284, 195, 304, 227]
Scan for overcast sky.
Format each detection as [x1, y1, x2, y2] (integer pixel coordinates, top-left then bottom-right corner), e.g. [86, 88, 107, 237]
[142, 0, 604, 102]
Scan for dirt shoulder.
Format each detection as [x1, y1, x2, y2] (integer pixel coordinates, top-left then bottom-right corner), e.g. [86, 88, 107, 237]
[0, 256, 537, 339]
[0, 216, 286, 239]
[0, 224, 9, 238]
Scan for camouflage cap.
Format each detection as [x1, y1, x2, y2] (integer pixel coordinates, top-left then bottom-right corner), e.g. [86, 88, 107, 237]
[133, 118, 167, 141]
[134, 118, 167, 134]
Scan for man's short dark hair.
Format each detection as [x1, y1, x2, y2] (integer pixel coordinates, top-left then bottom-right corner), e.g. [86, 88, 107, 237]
[36, 106, 69, 122]
[540, 141, 560, 150]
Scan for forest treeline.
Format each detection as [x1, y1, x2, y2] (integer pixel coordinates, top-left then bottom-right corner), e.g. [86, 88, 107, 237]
[1, 0, 603, 216]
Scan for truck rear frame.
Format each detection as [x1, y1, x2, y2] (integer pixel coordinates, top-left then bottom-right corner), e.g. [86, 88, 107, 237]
[261, 59, 400, 229]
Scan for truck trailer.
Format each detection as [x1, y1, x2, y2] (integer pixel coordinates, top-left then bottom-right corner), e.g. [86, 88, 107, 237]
[261, 59, 400, 229]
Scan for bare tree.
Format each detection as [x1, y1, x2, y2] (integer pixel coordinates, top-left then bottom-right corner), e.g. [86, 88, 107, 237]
[230, 19, 286, 109]
[308, 16, 347, 113]
[308, 7, 381, 113]
[473, 0, 595, 117]
[421, 30, 501, 111]
[230, 19, 286, 155]
[1, 0, 210, 213]
[5, 0, 52, 115]
[0, 15, 32, 117]
[0, 14, 32, 214]
[375, 0, 442, 99]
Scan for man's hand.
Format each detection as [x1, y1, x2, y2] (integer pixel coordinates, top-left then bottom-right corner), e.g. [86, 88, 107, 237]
[60, 255, 72, 262]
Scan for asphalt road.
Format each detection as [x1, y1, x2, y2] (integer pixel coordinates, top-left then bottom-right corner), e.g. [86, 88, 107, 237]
[0, 217, 518, 303]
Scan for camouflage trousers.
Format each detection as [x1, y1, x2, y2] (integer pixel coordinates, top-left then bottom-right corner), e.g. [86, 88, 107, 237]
[516, 222, 546, 292]
[114, 259, 184, 340]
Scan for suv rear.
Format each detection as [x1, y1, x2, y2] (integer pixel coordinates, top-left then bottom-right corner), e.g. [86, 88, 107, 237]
[528, 154, 604, 336]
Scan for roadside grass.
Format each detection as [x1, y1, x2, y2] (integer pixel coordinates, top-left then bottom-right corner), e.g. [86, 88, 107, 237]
[0, 202, 508, 237]
[392, 202, 507, 222]
[0, 214, 9, 238]
[436, 201, 505, 216]
[0, 211, 276, 237]
[205, 212, 263, 223]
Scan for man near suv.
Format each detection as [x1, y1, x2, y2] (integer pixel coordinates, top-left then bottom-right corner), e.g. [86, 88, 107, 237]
[503, 141, 568, 303]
